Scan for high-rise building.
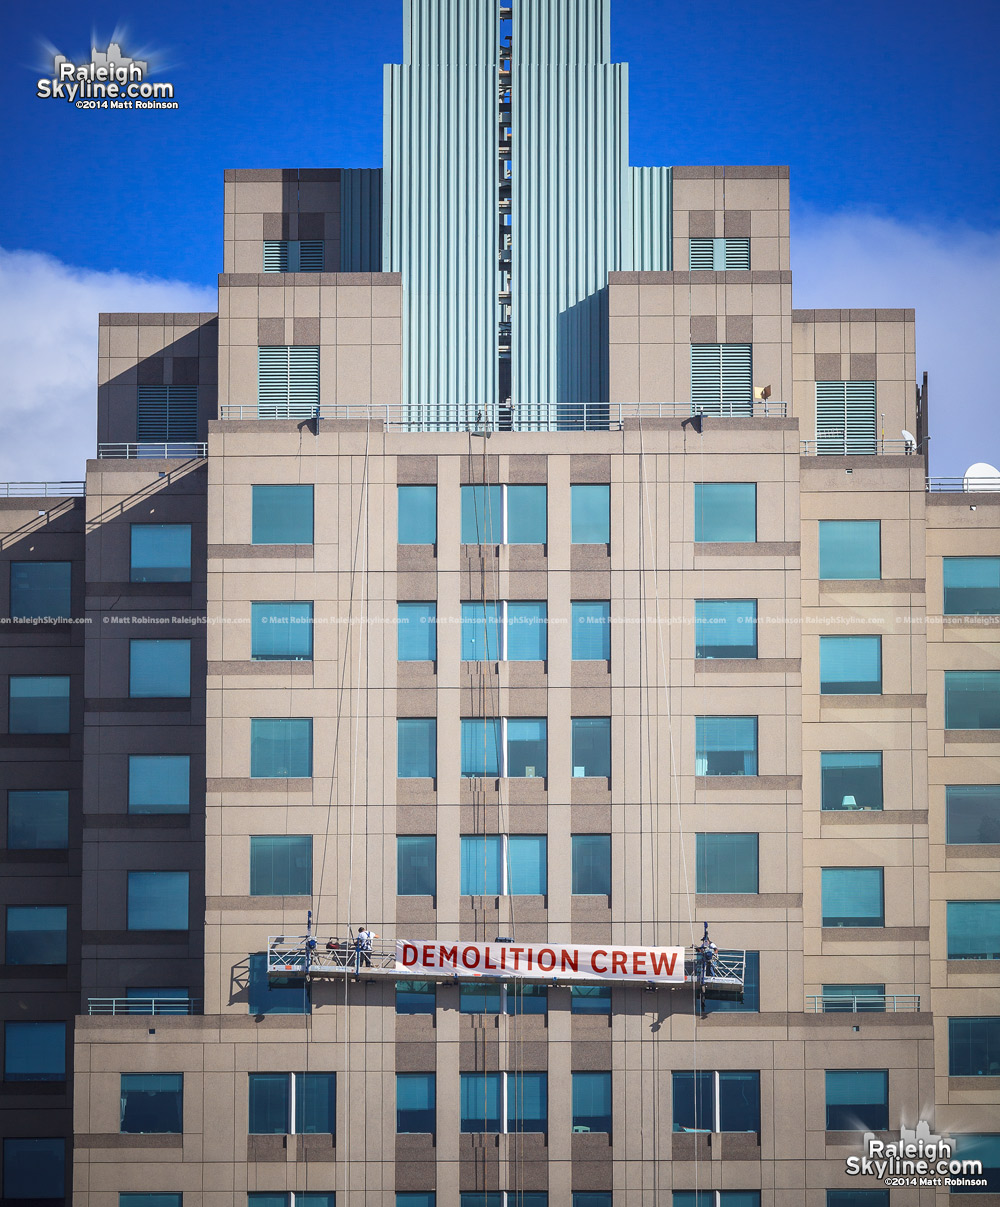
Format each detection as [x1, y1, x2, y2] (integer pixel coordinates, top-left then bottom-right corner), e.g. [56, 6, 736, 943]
[2, 2, 998, 1205]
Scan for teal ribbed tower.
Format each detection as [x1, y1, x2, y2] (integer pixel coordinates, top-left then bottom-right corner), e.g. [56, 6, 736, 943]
[382, 0, 672, 426]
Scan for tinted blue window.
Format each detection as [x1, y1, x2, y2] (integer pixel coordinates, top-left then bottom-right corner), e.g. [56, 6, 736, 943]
[950, 1133, 1000, 1193]
[506, 983, 547, 1015]
[461, 485, 502, 544]
[825, 1070, 888, 1130]
[461, 835, 502, 895]
[572, 717, 610, 777]
[460, 982, 502, 1014]
[572, 601, 610, 660]
[461, 602, 501, 661]
[672, 1071, 712, 1131]
[574, 1196, 613, 1207]
[508, 835, 546, 894]
[398, 603, 436, 661]
[694, 483, 756, 542]
[120, 1196, 184, 1207]
[395, 981, 434, 1015]
[461, 717, 501, 777]
[127, 871, 189, 930]
[826, 1191, 889, 1207]
[248, 953, 309, 1016]
[397, 718, 436, 778]
[821, 984, 886, 1013]
[397, 1072, 435, 1133]
[6, 790, 68, 848]
[129, 640, 191, 697]
[822, 868, 884, 927]
[249, 1072, 289, 1133]
[8, 675, 70, 734]
[821, 752, 883, 811]
[249, 836, 312, 896]
[398, 1196, 435, 1207]
[251, 602, 313, 660]
[507, 718, 546, 777]
[945, 671, 1000, 729]
[572, 1071, 611, 1132]
[695, 717, 757, 776]
[2, 1138, 65, 1198]
[3, 1021, 65, 1080]
[129, 756, 190, 814]
[398, 485, 436, 544]
[9, 561, 71, 619]
[250, 718, 313, 778]
[695, 600, 757, 659]
[248, 1197, 288, 1207]
[508, 1071, 547, 1132]
[818, 521, 881, 580]
[702, 951, 760, 1014]
[949, 1016, 1000, 1075]
[120, 1073, 183, 1133]
[572, 834, 610, 895]
[675, 1196, 761, 1207]
[5, 906, 67, 964]
[947, 785, 1000, 843]
[507, 602, 547, 660]
[507, 486, 546, 543]
[571, 484, 610, 544]
[718, 1071, 759, 1131]
[127, 987, 191, 1016]
[948, 901, 1000, 959]
[130, 524, 192, 583]
[252, 485, 314, 544]
[297, 1072, 336, 1133]
[397, 836, 435, 895]
[944, 557, 1000, 615]
[696, 834, 758, 894]
[571, 985, 611, 1014]
[820, 636, 881, 694]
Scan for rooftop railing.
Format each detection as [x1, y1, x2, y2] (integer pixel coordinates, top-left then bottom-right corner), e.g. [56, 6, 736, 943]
[218, 400, 788, 429]
[0, 481, 85, 497]
[807, 994, 920, 1013]
[926, 476, 1000, 493]
[800, 439, 916, 456]
[87, 997, 201, 1016]
[97, 442, 208, 459]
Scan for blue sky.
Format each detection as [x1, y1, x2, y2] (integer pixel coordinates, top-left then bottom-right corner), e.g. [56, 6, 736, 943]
[1, 0, 998, 477]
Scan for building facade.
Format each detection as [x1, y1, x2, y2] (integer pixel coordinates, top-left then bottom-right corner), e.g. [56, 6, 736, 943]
[1, 2, 999, 1206]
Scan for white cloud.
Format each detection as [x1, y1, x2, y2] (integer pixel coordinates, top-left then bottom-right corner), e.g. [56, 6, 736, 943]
[0, 248, 215, 483]
[791, 210, 1000, 478]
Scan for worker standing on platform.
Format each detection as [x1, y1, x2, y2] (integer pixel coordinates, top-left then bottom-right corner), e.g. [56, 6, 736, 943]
[355, 924, 377, 974]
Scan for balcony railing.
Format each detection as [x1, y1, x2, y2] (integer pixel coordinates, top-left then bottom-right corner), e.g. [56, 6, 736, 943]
[801, 439, 916, 456]
[218, 400, 788, 429]
[97, 443, 208, 459]
[87, 997, 201, 1016]
[807, 994, 920, 1013]
[926, 476, 1000, 493]
[0, 481, 85, 497]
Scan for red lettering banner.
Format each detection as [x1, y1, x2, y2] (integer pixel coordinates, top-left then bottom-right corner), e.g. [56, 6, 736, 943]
[395, 940, 684, 983]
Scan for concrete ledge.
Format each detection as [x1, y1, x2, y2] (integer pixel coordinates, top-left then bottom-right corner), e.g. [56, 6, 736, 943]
[208, 661, 313, 676]
[207, 778, 313, 792]
[206, 895, 310, 911]
[945, 843, 1000, 857]
[695, 775, 801, 791]
[207, 544, 314, 559]
[820, 694, 926, 709]
[821, 809, 928, 825]
[818, 579, 925, 594]
[695, 658, 801, 673]
[695, 893, 802, 908]
[76, 1134, 183, 1148]
[944, 729, 1000, 744]
[946, 960, 1000, 975]
[822, 927, 929, 942]
[694, 542, 800, 557]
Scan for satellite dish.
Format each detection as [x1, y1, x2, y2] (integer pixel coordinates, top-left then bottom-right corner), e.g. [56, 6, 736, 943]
[964, 462, 1000, 492]
[901, 429, 917, 451]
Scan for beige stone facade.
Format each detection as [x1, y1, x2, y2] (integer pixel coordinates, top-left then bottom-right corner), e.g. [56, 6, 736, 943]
[1, 159, 998, 1207]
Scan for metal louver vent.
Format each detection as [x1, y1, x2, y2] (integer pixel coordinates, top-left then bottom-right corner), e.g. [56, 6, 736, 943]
[691, 344, 753, 415]
[688, 237, 750, 271]
[262, 241, 325, 273]
[257, 346, 320, 419]
[136, 386, 198, 440]
[816, 381, 877, 454]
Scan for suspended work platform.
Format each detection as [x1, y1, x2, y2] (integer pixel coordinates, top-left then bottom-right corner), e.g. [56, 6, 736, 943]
[266, 927, 746, 1007]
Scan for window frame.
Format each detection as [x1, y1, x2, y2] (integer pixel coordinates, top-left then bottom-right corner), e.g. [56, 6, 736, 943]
[943, 556, 1000, 615]
[6, 789, 69, 848]
[695, 716, 758, 777]
[459, 1071, 548, 1134]
[948, 1016, 1000, 1076]
[397, 602, 437, 662]
[397, 835, 436, 896]
[946, 785, 1000, 844]
[821, 867, 885, 928]
[570, 484, 611, 544]
[696, 833, 759, 895]
[397, 717, 437, 779]
[820, 751, 883, 812]
[671, 1069, 761, 1133]
[460, 834, 547, 896]
[251, 484, 315, 546]
[129, 523, 192, 584]
[818, 520, 881, 581]
[397, 485, 437, 545]
[693, 482, 757, 543]
[250, 602, 314, 661]
[250, 717, 314, 779]
[460, 600, 548, 662]
[126, 871, 190, 931]
[694, 599, 758, 660]
[824, 1069, 889, 1131]
[460, 484, 547, 545]
[7, 674, 71, 734]
[248, 1071, 336, 1135]
[461, 717, 547, 779]
[8, 560, 72, 620]
[120, 1072, 184, 1134]
[249, 835, 313, 897]
[128, 639, 191, 699]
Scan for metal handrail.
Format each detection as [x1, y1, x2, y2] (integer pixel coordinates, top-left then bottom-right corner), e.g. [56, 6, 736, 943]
[927, 477, 1000, 493]
[0, 481, 85, 497]
[801, 439, 916, 456]
[807, 994, 920, 1013]
[96, 443, 208, 459]
[218, 400, 788, 429]
[87, 997, 202, 1015]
